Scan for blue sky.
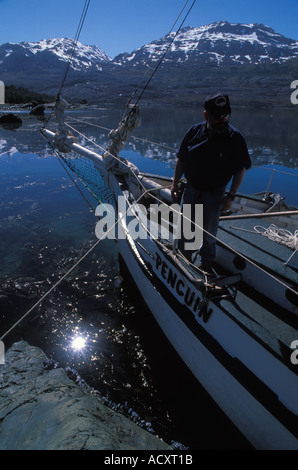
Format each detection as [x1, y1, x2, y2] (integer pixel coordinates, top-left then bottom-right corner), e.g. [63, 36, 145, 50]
[1, 0, 298, 58]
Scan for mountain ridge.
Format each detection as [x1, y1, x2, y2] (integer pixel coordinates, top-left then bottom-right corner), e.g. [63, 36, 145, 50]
[112, 21, 298, 67]
[0, 37, 111, 73]
[0, 22, 297, 106]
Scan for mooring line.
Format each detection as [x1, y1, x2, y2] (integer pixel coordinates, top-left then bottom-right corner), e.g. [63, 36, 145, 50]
[0, 237, 101, 342]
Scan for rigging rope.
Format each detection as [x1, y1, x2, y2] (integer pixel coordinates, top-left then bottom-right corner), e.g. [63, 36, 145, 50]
[132, 0, 198, 107]
[40, 129, 117, 229]
[0, 238, 101, 342]
[254, 224, 298, 250]
[126, 0, 196, 108]
[43, 0, 91, 129]
[52, 113, 298, 178]
[57, 0, 91, 99]
[66, 116, 177, 151]
[168, 0, 192, 34]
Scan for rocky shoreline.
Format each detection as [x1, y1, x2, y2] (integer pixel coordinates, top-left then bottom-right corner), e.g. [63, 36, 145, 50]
[0, 341, 171, 450]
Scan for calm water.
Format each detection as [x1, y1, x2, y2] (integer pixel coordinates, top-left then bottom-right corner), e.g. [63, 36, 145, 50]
[0, 105, 297, 450]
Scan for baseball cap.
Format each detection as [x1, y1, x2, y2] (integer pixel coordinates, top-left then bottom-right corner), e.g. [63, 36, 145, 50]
[204, 93, 231, 118]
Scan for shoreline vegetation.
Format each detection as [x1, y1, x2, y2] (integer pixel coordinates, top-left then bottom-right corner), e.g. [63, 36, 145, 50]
[3, 85, 55, 105]
[1, 81, 297, 109]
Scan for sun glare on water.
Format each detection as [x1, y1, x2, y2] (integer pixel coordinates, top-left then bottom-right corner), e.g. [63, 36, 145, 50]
[71, 336, 87, 351]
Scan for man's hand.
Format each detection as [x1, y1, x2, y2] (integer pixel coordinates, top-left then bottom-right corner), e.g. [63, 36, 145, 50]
[171, 159, 184, 202]
[221, 194, 234, 211]
[171, 183, 180, 202]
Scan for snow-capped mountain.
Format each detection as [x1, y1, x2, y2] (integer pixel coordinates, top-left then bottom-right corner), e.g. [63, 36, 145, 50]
[1, 21, 298, 75]
[113, 21, 298, 67]
[0, 38, 111, 73]
[0, 22, 297, 105]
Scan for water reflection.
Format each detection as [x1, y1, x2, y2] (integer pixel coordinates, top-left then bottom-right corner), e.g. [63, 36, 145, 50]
[0, 122, 22, 131]
[1, 105, 298, 169]
[62, 105, 298, 169]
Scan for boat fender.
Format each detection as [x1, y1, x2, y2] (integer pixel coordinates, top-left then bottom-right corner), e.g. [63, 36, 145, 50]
[233, 255, 246, 271]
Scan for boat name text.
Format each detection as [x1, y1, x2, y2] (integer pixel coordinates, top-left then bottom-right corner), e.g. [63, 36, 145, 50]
[155, 252, 212, 321]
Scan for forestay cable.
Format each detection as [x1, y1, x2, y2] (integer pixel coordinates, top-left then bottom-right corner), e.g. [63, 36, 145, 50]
[57, 0, 91, 98]
[132, 0, 198, 106]
[0, 238, 101, 342]
[43, 0, 91, 129]
[126, 0, 196, 107]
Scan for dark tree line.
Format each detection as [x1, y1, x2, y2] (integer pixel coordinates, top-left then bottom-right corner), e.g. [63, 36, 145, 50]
[4, 85, 55, 104]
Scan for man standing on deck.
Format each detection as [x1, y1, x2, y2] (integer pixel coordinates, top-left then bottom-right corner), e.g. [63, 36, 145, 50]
[171, 93, 251, 273]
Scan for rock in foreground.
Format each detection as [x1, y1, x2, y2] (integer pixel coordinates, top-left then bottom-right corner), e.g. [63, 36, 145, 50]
[0, 341, 171, 450]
